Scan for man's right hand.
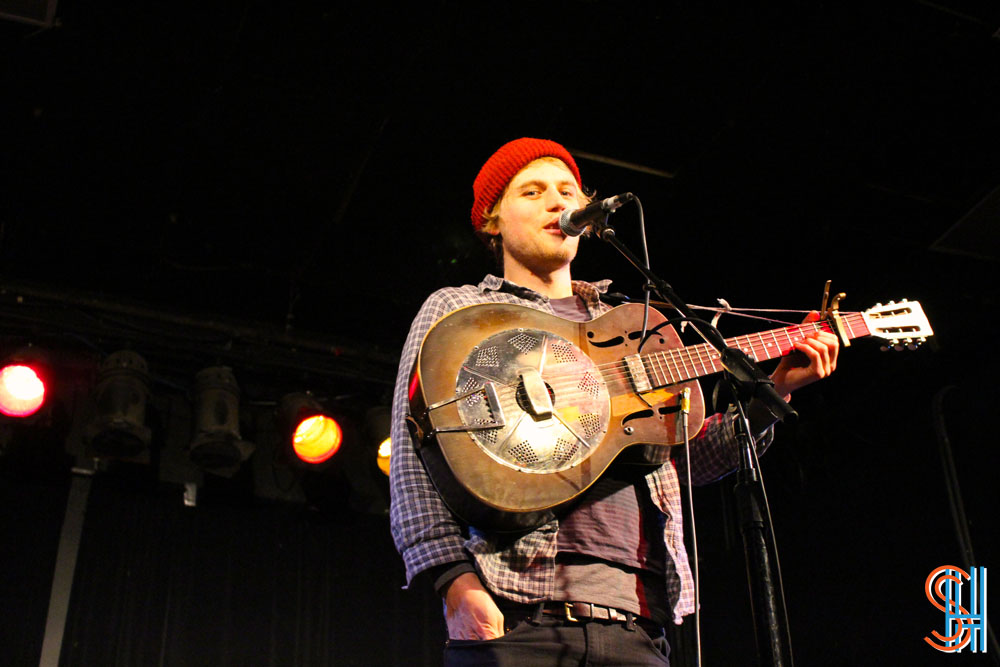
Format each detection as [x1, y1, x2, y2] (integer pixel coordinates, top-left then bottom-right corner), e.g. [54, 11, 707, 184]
[443, 572, 505, 640]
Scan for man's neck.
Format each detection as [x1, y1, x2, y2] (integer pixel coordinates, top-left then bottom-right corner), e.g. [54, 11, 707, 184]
[502, 263, 574, 299]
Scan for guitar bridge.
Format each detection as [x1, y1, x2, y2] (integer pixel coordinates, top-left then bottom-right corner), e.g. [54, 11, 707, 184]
[423, 381, 506, 434]
[624, 354, 652, 393]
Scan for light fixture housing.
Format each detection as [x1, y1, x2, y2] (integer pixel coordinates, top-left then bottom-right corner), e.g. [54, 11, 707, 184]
[189, 366, 254, 474]
[83, 350, 152, 458]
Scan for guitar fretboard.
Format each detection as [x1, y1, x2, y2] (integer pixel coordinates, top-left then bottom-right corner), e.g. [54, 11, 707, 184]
[640, 312, 870, 387]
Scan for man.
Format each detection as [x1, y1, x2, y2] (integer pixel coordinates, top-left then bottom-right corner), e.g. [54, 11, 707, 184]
[390, 138, 838, 665]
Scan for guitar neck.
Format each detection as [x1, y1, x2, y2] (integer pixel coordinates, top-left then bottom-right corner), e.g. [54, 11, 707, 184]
[641, 313, 870, 387]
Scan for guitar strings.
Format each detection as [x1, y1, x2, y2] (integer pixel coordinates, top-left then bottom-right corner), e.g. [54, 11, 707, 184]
[532, 317, 857, 394]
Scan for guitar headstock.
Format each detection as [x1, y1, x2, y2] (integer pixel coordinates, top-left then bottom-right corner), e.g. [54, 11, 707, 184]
[861, 299, 933, 351]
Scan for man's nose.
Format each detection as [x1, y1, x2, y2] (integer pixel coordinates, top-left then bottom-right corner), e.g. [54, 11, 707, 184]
[544, 188, 565, 210]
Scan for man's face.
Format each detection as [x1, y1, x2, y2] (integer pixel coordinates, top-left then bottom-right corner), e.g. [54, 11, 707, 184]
[490, 159, 587, 277]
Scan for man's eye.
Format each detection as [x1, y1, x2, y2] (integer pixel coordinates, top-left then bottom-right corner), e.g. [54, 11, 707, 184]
[523, 189, 539, 196]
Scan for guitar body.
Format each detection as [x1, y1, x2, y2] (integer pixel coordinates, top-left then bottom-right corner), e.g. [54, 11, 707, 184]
[406, 295, 933, 532]
[408, 303, 704, 532]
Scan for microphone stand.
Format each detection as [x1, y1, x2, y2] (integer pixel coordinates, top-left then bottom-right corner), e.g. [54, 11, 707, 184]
[591, 215, 795, 667]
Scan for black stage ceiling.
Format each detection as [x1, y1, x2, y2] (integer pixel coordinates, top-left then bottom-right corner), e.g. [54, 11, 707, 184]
[1, 1, 997, 349]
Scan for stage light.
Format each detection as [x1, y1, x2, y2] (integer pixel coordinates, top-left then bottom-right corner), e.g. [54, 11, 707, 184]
[0, 364, 46, 417]
[365, 406, 391, 477]
[83, 350, 151, 457]
[189, 366, 254, 473]
[280, 393, 342, 465]
[293, 415, 342, 464]
[376, 436, 391, 476]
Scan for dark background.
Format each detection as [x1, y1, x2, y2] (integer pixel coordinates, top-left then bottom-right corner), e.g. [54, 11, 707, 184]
[1, 0, 998, 665]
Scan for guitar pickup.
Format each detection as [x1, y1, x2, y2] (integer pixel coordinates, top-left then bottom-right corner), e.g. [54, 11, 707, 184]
[624, 354, 652, 393]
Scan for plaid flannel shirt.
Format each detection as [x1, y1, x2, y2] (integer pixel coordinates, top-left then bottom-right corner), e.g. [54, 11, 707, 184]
[389, 275, 769, 624]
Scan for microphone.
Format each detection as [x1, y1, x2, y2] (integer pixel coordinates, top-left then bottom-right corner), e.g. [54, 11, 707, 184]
[558, 193, 634, 237]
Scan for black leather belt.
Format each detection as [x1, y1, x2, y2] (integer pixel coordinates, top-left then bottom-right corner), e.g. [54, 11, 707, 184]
[542, 602, 637, 630]
[497, 600, 664, 635]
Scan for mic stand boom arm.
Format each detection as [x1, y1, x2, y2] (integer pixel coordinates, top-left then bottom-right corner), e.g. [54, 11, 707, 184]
[593, 217, 794, 667]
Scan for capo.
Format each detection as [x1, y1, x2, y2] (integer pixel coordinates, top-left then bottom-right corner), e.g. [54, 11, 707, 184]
[820, 280, 832, 319]
[820, 280, 850, 347]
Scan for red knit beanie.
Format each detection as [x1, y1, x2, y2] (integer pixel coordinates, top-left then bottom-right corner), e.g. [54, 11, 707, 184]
[470, 138, 582, 230]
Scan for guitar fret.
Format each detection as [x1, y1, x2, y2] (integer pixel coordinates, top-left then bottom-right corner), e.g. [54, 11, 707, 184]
[688, 346, 704, 378]
[705, 345, 720, 374]
[768, 329, 780, 359]
[659, 351, 676, 384]
[854, 313, 871, 337]
[643, 354, 659, 387]
[843, 315, 856, 340]
[656, 350, 671, 384]
[737, 334, 759, 361]
[686, 347, 699, 377]
[666, 351, 679, 383]
[749, 333, 764, 360]
[649, 352, 668, 386]
[678, 348, 693, 382]
[668, 349, 682, 383]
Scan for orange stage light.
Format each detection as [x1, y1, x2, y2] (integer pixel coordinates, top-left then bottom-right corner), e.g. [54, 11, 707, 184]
[0, 364, 46, 417]
[292, 414, 343, 464]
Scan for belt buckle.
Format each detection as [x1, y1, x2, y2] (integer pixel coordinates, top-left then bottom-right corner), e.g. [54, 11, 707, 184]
[564, 602, 578, 622]
[564, 602, 595, 622]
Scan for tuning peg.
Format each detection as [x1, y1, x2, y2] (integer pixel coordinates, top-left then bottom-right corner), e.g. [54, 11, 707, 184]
[894, 344, 904, 352]
[907, 343, 918, 351]
[880, 345, 889, 352]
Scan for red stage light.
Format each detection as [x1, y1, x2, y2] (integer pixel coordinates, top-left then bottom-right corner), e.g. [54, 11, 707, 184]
[292, 414, 342, 464]
[0, 364, 46, 417]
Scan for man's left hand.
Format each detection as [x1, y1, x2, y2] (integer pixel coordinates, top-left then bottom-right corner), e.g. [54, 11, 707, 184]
[770, 311, 839, 398]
